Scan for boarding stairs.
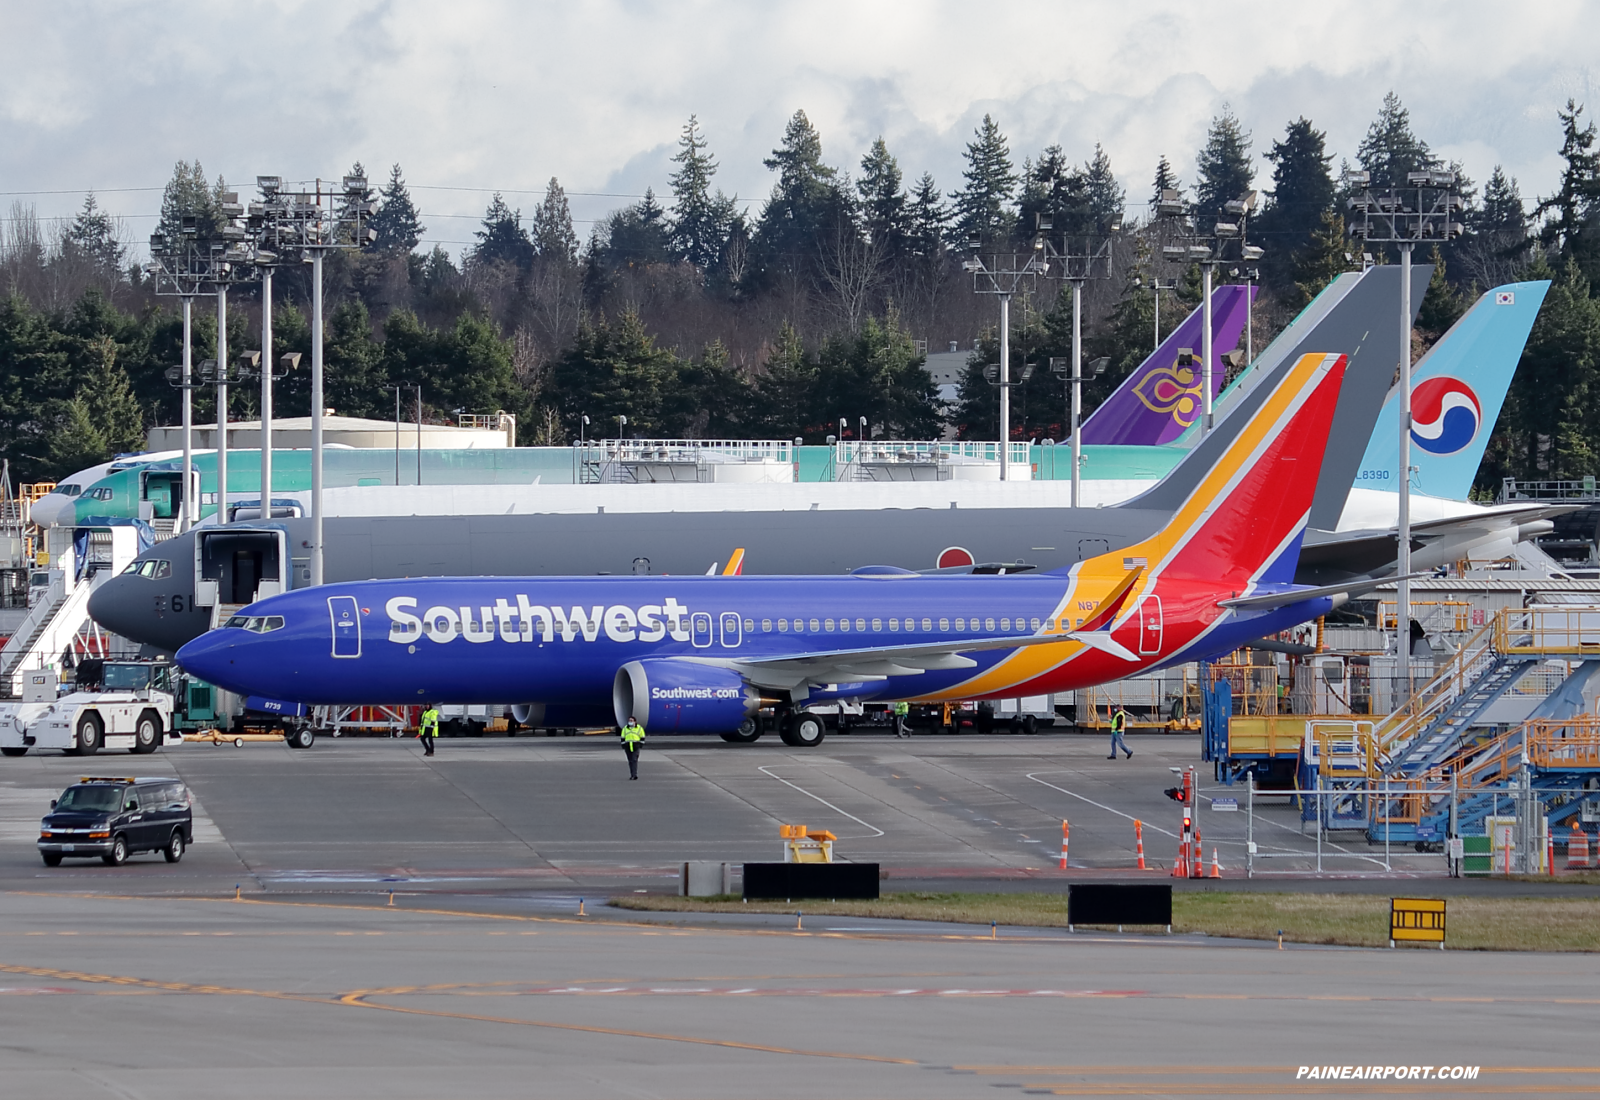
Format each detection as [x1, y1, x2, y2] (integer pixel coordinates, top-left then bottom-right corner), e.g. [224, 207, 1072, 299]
[1369, 608, 1600, 777]
[1374, 717, 1600, 842]
[0, 574, 98, 695]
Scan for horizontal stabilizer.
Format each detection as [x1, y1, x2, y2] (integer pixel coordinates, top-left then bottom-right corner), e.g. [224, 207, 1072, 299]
[1219, 572, 1431, 612]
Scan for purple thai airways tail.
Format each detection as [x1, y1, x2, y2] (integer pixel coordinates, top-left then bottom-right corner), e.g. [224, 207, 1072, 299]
[1079, 284, 1255, 446]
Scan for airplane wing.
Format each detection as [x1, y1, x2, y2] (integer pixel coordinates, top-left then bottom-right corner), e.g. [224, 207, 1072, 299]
[706, 630, 1112, 693]
[1297, 502, 1575, 584]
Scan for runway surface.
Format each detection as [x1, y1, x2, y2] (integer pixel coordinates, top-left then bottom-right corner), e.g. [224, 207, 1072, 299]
[0, 731, 1445, 897]
[1, 732, 1594, 1097]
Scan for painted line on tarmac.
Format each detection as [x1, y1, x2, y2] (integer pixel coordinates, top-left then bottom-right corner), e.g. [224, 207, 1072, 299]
[758, 765, 886, 837]
[1026, 773, 1180, 839]
[447, 986, 1147, 997]
[336, 988, 919, 1064]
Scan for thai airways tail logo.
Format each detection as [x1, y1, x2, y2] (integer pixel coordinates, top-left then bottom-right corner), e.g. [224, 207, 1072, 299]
[1132, 359, 1203, 427]
[1410, 377, 1482, 455]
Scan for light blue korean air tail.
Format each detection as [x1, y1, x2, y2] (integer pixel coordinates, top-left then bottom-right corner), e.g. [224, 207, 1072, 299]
[1354, 281, 1548, 501]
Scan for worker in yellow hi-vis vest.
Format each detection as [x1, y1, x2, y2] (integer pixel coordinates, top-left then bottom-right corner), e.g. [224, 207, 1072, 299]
[892, 700, 911, 739]
[417, 704, 440, 757]
[620, 716, 645, 780]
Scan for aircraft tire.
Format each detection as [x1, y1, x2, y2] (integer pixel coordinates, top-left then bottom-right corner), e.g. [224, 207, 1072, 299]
[789, 714, 826, 748]
[721, 718, 763, 744]
[287, 726, 315, 750]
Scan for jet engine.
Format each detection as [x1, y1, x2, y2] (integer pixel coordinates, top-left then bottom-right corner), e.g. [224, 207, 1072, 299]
[613, 659, 760, 733]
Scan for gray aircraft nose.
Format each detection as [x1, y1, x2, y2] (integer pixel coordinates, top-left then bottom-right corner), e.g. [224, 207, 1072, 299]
[87, 569, 203, 654]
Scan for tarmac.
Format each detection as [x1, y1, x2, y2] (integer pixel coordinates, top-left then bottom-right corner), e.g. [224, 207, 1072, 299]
[0, 730, 1595, 1097]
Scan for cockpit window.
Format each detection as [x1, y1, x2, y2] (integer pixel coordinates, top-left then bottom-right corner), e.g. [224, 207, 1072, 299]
[223, 615, 285, 633]
[121, 560, 171, 579]
[56, 484, 82, 498]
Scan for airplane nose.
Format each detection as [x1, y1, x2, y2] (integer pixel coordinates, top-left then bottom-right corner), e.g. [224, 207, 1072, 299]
[175, 631, 238, 689]
[87, 577, 144, 645]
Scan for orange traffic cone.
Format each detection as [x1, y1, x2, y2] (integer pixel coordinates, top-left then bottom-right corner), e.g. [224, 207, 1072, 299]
[1210, 848, 1222, 878]
[1059, 819, 1069, 870]
[1135, 819, 1146, 870]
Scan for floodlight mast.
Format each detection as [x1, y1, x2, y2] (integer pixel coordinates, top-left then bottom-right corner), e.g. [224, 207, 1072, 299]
[145, 205, 256, 532]
[1344, 167, 1463, 698]
[1153, 188, 1261, 436]
[1039, 220, 1119, 507]
[964, 242, 1044, 480]
[247, 174, 376, 586]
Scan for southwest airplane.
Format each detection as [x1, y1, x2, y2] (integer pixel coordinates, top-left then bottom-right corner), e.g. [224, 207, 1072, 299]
[176, 352, 1376, 747]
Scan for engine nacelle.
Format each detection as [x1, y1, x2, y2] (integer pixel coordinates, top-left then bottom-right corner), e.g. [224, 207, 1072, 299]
[510, 704, 544, 726]
[613, 659, 759, 733]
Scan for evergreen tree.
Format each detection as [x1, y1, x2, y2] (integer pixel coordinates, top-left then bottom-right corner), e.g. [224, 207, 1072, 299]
[750, 322, 817, 437]
[530, 178, 579, 265]
[907, 172, 948, 253]
[857, 138, 910, 257]
[1256, 118, 1335, 294]
[157, 160, 220, 242]
[1195, 108, 1255, 228]
[369, 164, 426, 253]
[751, 110, 853, 288]
[470, 193, 533, 269]
[1534, 100, 1600, 282]
[544, 309, 681, 436]
[1462, 165, 1532, 286]
[323, 301, 387, 418]
[1083, 144, 1125, 229]
[1016, 147, 1092, 242]
[590, 189, 672, 270]
[950, 114, 1017, 246]
[668, 116, 737, 269]
[1357, 91, 1438, 187]
[65, 193, 124, 280]
[810, 312, 942, 439]
[1150, 155, 1183, 208]
[1291, 210, 1353, 307]
[1417, 245, 1466, 335]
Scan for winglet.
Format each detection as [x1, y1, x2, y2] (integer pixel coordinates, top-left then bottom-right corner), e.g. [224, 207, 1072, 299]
[1076, 564, 1144, 633]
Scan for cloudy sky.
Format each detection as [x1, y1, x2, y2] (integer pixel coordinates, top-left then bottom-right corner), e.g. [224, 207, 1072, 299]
[3, 1, 1595, 258]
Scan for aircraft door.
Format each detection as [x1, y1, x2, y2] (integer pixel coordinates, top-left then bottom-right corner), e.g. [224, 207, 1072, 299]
[690, 612, 713, 648]
[719, 612, 742, 648]
[329, 595, 361, 658]
[1138, 596, 1163, 655]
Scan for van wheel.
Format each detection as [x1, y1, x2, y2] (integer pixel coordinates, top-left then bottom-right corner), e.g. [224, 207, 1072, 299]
[41, 852, 61, 866]
[73, 712, 103, 756]
[164, 831, 184, 863]
[102, 834, 127, 866]
[788, 714, 826, 748]
[133, 711, 162, 754]
[1, 746, 27, 757]
[1022, 715, 1039, 735]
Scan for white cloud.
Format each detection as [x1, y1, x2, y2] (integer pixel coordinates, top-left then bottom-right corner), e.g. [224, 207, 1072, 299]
[2, 1, 1595, 254]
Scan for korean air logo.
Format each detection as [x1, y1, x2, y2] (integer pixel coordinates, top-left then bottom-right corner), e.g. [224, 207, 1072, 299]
[1410, 377, 1482, 455]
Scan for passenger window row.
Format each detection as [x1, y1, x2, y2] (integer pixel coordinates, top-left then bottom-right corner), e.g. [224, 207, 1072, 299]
[761, 616, 1048, 634]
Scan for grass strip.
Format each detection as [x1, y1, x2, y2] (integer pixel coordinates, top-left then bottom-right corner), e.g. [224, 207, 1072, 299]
[610, 891, 1600, 952]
